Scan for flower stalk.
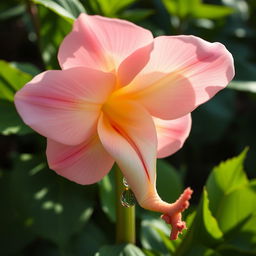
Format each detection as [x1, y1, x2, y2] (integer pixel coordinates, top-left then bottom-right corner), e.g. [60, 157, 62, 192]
[115, 165, 136, 244]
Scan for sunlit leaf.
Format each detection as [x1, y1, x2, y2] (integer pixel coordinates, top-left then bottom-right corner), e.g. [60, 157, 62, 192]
[206, 148, 249, 215]
[176, 189, 223, 256]
[38, 6, 72, 69]
[194, 4, 234, 19]
[162, 0, 233, 19]
[32, 0, 85, 23]
[214, 183, 256, 233]
[0, 60, 32, 102]
[87, 0, 136, 17]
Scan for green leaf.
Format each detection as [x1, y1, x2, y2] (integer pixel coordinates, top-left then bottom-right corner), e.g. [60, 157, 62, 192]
[162, 0, 234, 19]
[176, 189, 223, 256]
[206, 148, 249, 215]
[3, 154, 95, 247]
[156, 160, 183, 203]
[120, 9, 154, 22]
[214, 183, 256, 233]
[195, 189, 223, 242]
[96, 243, 145, 256]
[219, 213, 256, 254]
[0, 3, 26, 20]
[140, 216, 175, 255]
[38, 6, 72, 69]
[32, 0, 85, 23]
[0, 60, 32, 101]
[87, 0, 136, 17]
[193, 4, 234, 19]
[0, 100, 32, 135]
[99, 168, 116, 222]
[228, 81, 256, 93]
[11, 62, 41, 76]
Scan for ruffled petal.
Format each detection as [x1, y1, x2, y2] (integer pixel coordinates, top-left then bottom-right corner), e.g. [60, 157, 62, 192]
[46, 136, 114, 184]
[15, 67, 115, 145]
[116, 35, 234, 120]
[154, 114, 192, 158]
[58, 13, 153, 85]
[98, 100, 157, 201]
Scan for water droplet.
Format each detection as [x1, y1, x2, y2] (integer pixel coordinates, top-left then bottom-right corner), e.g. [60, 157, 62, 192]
[121, 189, 136, 207]
[123, 177, 129, 187]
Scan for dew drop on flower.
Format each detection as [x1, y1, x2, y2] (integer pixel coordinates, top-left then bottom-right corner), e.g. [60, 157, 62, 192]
[121, 189, 136, 207]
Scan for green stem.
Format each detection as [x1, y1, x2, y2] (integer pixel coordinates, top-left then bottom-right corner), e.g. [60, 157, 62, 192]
[115, 165, 135, 244]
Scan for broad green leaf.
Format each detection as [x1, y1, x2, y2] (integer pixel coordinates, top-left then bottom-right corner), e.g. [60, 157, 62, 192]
[195, 189, 223, 242]
[96, 243, 145, 256]
[4, 154, 95, 247]
[162, 0, 233, 19]
[214, 183, 256, 233]
[32, 0, 85, 23]
[176, 189, 223, 256]
[228, 81, 256, 93]
[99, 168, 116, 222]
[206, 148, 249, 215]
[156, 160, 183, 203]
[161, 0, 191, 18]
[219, 214, 256, 254]
[0, 60, 32, 101]
[140, 217, 174, 255]
[0, 101, 32, 135]
[38, 6, 72, 69]
[87, 0, 136, 17]
[194, 4, 234, 19]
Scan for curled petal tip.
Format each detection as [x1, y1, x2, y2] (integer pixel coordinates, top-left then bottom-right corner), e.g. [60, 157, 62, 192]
[161, 187, 193, 240]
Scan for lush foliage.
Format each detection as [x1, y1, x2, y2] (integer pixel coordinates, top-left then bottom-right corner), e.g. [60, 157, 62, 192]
[0, 0, 256, 255]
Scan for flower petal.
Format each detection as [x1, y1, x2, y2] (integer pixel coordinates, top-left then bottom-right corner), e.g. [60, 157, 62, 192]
[15, 67, 115, 145]
[98, 100, 193, 240]
[46, 136, 114, 184]
[58, 13, 153, 85]
[154, 114, 192, 158]
[98, 100, 157, 201]
[117, 35, 234, 119]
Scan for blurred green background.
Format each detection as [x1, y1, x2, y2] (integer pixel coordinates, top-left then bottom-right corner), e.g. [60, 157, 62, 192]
[0, 0, 256, 255]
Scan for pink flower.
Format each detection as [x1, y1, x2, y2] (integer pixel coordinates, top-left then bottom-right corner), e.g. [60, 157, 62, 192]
[14, 14, 234, 240]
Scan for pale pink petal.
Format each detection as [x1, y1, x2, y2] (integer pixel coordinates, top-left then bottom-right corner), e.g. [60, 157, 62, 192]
[58, 13, 153, 85]
[154, 114, 192, 158]
[46, 136, 114, 184]
[97, 101, 193, 239]
[117, 35, 234, 119]
[14, 67, 115, 145]
[98, 100, 157, 201]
